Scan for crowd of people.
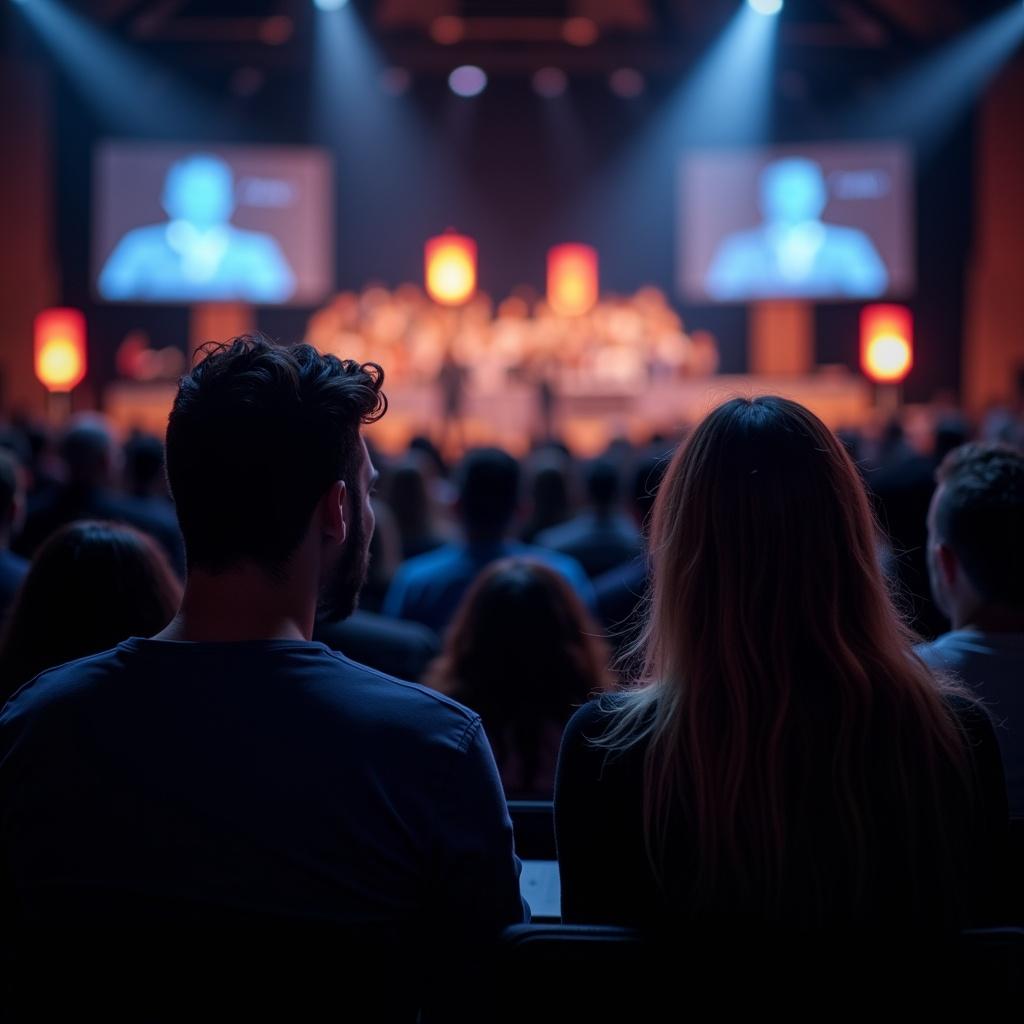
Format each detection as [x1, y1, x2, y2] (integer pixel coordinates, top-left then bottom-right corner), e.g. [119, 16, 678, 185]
[0, 336, 1021, 1014]
[305, 283, 720, 395]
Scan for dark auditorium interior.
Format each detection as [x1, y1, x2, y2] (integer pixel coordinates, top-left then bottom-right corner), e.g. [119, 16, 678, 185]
[0, 0, 1023, 1016]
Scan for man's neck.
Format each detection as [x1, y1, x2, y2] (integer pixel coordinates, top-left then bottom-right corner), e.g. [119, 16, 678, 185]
[155, 565, 316, 644]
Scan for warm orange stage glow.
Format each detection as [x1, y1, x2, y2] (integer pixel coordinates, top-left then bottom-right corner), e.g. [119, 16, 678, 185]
[425, 233, 477, 306]
[547, 243, 599, 317]
[34, 308, 87, 392]
[860, 304, 913, 384]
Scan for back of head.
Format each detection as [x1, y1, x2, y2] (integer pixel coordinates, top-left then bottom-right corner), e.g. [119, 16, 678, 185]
[123, 432, 167, 498]
[165, 337, 386, 576]
[428, 557, 610, 713]
[387, 457, 433, 539]
[426, 558, 610, 791]
[610, 396, 972, 923]
[456, 448, 520, 541]
[60, 414, 116, 488]
[585, 458, 620, 513]
[630, 452, 669, 533]
[933, 415, 972, 464]
[0, 448, 22, 532]
[933, 442, 1024, 609]
[0, 521, 182, 696]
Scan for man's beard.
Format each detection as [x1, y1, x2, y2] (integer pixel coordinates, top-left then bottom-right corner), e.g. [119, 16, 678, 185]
[318, 487, 371, 623]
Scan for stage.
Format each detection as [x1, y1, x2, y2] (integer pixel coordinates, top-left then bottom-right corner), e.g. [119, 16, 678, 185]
[104, 369, 872, 456]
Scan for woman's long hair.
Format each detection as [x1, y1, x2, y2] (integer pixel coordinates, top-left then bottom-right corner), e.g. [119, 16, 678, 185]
[598, 397, 974, 923]
[426, 557, 613, 796]
[0, 520, 181, 700]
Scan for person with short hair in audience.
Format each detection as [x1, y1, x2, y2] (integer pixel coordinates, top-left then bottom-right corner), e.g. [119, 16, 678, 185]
[0, 338, 524, 1018]
[0, 450, 28, 625]
[594, 451, 669, 656]
[16, 413, 184, 575]
[535, 458, 642, 579]
[387, 454, 448, 560]
[0, 520, 181, 702]
[425, 558, 613, 798]
[556, 397, 1007, 950]
[919, 442, 1024, 817]
[383, 446, 593, 634]
[519, 452, 573, 543]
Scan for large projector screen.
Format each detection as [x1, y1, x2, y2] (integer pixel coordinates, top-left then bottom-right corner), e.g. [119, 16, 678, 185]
[680, 142, 913, 303]
[94, 142, 333, 305]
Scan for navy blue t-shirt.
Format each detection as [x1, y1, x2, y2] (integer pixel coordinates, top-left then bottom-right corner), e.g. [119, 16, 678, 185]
[0, 638, 526, 941]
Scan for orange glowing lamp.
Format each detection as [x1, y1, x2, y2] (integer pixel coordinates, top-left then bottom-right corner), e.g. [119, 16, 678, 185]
[860, 304, 913, 384]
[34, 307, 87, 393]
[425, 232, 477, 306]
[547, 243, 599, 317]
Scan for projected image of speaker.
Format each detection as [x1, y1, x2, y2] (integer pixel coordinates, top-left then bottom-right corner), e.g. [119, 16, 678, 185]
[680, 142, 913, 303]
[94, 142, 334, 305]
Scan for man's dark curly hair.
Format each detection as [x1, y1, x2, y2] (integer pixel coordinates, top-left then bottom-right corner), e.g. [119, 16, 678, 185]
[934, 441, 1024, 607]
[165, 336, 386, 575]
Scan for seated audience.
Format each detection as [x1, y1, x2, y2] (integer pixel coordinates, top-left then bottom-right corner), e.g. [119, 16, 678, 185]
[594, 451, 669, 655]
[0, 339, 524, 1017]
[519, 453, 573, 543]
[387, 454, 448, 560]
[383, 447, 593, 634]
[0, 520, 181, 701]
[425, 558, 613, 797]
[535, 458, 642, 579]
[0, 450, 27, 626]
[16, 413, 184, 575]
[556, 396, 1007, 942]
[919, 442, 1024, 817]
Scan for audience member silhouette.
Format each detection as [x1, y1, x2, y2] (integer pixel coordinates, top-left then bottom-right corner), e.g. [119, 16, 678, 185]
[919, 443, 1024, 817]
[383, 447, 593, 634]
[536, 458, 641, 579]
[387, 455, 448, 560]
[0, 338, 524, 1019]
[0, 450, 28, 626]
[425, 558, 612, 797]
[556, 397, 1006, 944]
[0, 520, 181, 702]
[519, 453, 573, 543]
[16, 414, 184, 575]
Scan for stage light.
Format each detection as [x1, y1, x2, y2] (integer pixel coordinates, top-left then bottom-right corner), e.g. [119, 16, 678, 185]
[313, 0, 349, 10]
[548, 244, 599, 317]
[430, 16, 465, 45]
[609, 68, 645, 99]
[448, 65, 487, 98]
[425, 232, 477, 306]
[533, 67, 568, 99]
[748, 0, 783, 14]
[563, 17, 599, 46]
[34, 308, 87, 393]
[861, 304, 912, 384]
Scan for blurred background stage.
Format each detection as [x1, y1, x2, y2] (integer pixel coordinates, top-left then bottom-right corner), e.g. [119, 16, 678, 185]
[2, 0, 1024, 450]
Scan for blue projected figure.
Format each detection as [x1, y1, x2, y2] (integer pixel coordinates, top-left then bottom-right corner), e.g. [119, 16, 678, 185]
[99, 154, 296, 303]
[706, 157, 889, 300]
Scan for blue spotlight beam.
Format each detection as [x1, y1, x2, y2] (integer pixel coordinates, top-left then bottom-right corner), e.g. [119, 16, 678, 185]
[16, 0, 213, 135]
[841, 4, 1024, 150]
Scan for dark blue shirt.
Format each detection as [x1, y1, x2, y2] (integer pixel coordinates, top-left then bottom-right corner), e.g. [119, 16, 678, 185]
[0, 638, 526, 941]
[383, 540, 595, 634]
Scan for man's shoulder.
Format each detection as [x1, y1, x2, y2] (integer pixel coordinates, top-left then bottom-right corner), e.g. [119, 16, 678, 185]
[2, 647, 126, 723]
[299, 646, 482, 747]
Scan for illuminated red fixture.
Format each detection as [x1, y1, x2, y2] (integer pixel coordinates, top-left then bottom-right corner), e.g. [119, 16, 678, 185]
[34, 307, 87, 393]
[547, 243, 599, 317]
[860, 304, 913, 384]
[425, 232, 477, 306]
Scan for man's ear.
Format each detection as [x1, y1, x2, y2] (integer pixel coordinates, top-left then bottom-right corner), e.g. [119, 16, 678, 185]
[320, 480, 347, 546]
[937, 542, 958, 589]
